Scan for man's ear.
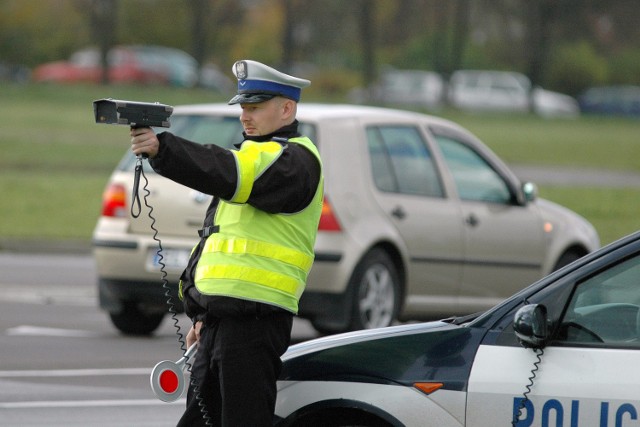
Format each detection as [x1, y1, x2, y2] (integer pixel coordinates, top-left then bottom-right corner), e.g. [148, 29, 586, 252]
[281, 99, 296, 120]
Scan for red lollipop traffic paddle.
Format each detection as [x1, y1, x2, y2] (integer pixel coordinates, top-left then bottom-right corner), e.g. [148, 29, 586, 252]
[150, 343, 197, 402]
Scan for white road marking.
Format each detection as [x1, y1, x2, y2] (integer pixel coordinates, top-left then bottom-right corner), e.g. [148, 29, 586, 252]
[0, 284, 96, 306]
[0, 367, 151, 377]
[5, 325, 101, 337]
[0, 366, 187, 410]
[0, 398, 185, 409]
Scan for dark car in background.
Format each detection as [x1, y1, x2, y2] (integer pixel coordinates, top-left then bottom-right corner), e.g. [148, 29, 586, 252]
[578, 85, 640, 118]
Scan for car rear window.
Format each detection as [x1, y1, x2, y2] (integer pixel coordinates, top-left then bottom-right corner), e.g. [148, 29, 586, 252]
[117, 114, 317, 171]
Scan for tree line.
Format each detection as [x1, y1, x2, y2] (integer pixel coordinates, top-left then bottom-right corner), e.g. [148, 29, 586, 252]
[1, 0, 638, 96]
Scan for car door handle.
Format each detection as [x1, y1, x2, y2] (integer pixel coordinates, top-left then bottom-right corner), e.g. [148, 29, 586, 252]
[390, 206, 406, 220]
[465, 213, 479, 227]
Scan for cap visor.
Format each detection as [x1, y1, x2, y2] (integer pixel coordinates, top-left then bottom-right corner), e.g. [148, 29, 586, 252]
[228, 93, 276, 105]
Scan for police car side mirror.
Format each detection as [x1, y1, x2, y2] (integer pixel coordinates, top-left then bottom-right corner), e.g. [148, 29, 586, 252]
[513, 304, 548, 349]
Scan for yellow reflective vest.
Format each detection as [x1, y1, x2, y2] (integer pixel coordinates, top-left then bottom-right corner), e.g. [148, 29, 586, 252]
[193, 136, 323, 314]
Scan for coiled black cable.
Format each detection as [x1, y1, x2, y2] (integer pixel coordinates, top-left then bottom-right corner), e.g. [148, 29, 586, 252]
[132, 159, 185, 344]
[511, 347, 544, 426]
[132, 156, 212, 426]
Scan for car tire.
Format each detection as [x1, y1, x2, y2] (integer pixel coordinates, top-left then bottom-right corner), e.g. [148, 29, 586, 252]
[553, 250, 583, 271]
[348, 248, 401, 331]
[281, 407, 393, 427]
[109, 303, 164, 335]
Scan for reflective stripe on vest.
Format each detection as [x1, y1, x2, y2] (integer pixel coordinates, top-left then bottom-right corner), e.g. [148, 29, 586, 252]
[195, 265, 302, 298]
[194, 136, 323, 313]
[202, 237, 314, 272]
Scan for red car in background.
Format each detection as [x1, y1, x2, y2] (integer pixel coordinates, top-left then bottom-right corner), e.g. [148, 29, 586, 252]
[32, 45, 168, 85]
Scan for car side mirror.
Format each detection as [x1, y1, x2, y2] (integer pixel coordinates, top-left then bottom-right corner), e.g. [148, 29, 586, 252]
[513, 304, 548, 349]
[521, 182, 537, 203]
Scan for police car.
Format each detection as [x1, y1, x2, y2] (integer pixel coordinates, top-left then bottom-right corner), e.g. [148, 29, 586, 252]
[274, 231, 640, 426]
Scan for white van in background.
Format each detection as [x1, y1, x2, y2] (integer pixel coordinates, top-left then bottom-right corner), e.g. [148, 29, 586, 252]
[448, 70, 579, 118]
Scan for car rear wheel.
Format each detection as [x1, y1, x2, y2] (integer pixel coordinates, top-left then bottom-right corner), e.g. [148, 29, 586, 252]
[109, 303, 164, 335]
[349, 248, 400, 331]
[553, 250, 583, 271]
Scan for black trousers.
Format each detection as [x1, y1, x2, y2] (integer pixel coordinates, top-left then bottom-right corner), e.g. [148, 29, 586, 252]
[177, 308, 293, 427]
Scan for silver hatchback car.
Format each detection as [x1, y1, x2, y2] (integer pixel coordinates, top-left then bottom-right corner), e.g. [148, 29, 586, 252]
[92, 103, 599, 335]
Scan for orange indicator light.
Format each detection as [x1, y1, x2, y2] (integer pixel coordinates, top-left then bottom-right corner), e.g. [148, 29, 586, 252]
[413, 382, 444, 395]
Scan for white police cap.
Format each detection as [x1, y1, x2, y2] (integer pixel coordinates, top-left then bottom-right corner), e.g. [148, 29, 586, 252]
[228, 60, 311, 105]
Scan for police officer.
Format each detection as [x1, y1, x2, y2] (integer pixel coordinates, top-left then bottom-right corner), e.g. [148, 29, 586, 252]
[130, 60, 323, 427]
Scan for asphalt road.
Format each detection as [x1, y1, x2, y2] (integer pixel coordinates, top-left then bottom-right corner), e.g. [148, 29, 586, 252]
[0, 252, 319, 426]
[1, 165, 638, 425]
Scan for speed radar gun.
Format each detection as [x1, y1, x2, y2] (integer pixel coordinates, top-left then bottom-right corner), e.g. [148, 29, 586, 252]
[92, 98, 174, 217]
[150, 343, 198, 402]
[93, 98, 173, 128]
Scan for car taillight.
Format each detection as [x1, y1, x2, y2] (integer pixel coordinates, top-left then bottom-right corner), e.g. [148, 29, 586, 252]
[101, 183, 128, 218]
[318, 197, 341, 232]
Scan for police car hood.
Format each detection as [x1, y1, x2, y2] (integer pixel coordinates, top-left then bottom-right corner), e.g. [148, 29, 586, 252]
[280, 320, 485, 391]
[284, 321, 451, 361]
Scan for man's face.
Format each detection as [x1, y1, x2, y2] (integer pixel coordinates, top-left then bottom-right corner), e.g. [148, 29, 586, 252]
[239, 97, 289, 137]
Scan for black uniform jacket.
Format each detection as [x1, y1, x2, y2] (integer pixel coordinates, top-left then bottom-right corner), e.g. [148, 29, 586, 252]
[149, 121, 321, 322]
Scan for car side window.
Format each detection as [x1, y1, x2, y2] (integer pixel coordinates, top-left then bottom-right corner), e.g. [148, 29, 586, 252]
[556, 253, 640, 347]
[366, 126, 444, 197]
[434, 135, 511, 204]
